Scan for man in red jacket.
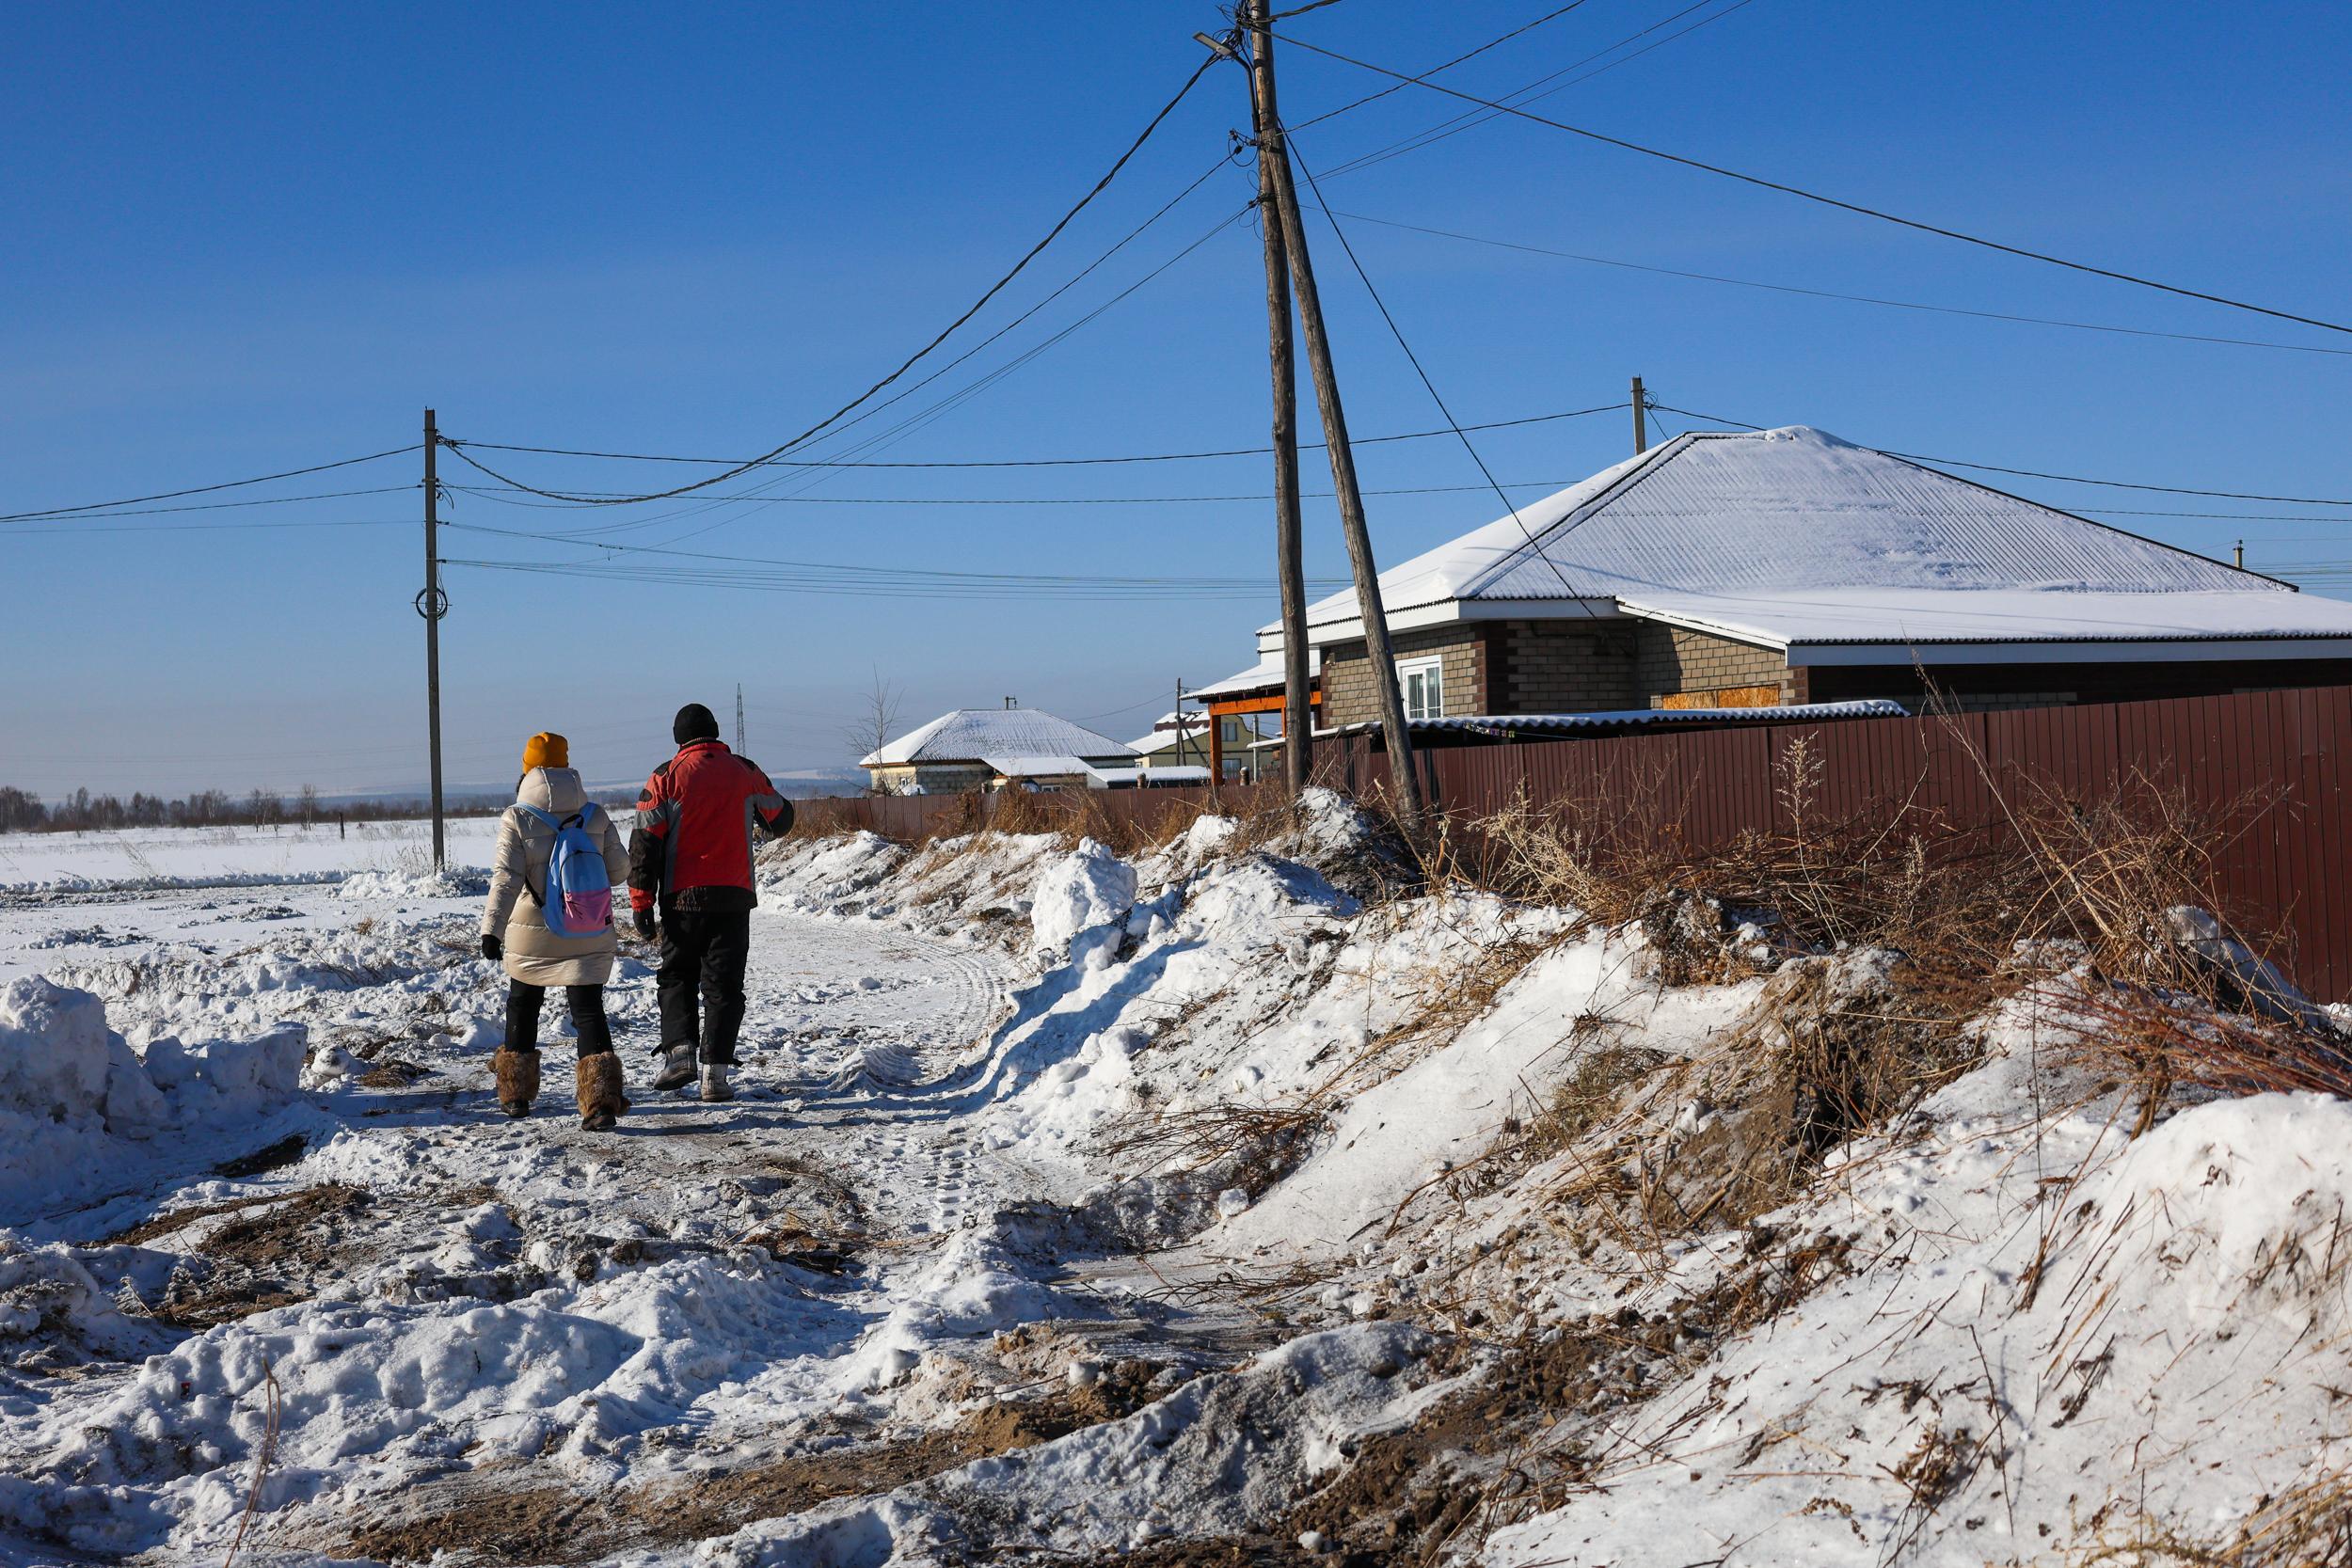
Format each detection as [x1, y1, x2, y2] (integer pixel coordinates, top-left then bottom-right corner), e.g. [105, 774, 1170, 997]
[630, 703, 794, 1101]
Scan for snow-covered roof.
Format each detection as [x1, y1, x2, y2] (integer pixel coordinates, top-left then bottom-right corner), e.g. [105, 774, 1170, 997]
[1128, 717, 1205, 755]
[1624, 587, 2352, 662]
[1190, 650, 1322, 701]
[1406, 701, 1909, 733]
[861, 709, 1136, 768]
[985, 755, 1104, 780]
[1089, 764, 1213, 788]
[1258, 701, 1908, 744]
[1263, 426, 2315, 652]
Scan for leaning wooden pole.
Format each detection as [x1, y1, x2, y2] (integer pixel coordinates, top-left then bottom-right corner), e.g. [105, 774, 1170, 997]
[1255, 93, 1423, 826]
[1246, 0, 1312, 801]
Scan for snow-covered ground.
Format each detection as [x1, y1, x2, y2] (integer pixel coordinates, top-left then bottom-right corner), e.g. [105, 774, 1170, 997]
[1, 806, 2345, 1566]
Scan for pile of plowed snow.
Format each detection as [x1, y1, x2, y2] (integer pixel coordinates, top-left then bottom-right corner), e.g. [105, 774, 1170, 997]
[0, 978, 301, 1221]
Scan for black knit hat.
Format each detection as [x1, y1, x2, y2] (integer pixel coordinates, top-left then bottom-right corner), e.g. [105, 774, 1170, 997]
[673, 703, 722, 746]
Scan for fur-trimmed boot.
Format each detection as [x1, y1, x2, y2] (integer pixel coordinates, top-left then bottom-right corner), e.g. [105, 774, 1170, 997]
[576, 1052, 630, 1132]
[493, 1047, 540, 1118]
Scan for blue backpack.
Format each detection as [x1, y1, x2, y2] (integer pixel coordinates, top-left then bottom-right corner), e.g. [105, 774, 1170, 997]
[517, 803, 613, 938]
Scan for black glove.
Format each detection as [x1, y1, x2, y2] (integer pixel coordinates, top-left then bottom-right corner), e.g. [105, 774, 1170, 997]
[634, 911, 657, 942]
[481, 933, 502, 961]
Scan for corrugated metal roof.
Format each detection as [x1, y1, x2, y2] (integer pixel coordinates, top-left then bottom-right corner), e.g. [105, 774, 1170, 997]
[1264, 700, 1908, 744]
[984, 754, 1104, 778]
[861, 709, 1136, 768]
[1277, 426, 2280, 632]
[1188, 650, 1322, 700]
[1406, 701, 1908, 733]
[1625, 587, 2352, 650]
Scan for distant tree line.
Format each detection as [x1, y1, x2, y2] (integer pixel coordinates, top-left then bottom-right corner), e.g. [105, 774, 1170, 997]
[0, 785, 509, 834]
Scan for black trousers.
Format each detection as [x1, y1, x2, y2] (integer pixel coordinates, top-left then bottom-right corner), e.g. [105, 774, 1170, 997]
[659, 908, 752, 1064]
[505, 981, 614, 1057]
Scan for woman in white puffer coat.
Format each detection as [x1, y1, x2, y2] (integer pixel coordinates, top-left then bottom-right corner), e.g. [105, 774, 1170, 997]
[481, 732, 631, 1129]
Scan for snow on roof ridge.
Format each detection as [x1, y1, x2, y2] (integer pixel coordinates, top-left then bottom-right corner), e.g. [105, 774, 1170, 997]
[862, 707, 1138, 768]
[1265, 423, 2273, 638]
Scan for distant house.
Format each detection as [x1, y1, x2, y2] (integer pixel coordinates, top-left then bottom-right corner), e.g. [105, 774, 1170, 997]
[1240, 425, 2352, 734]
[860, 708, 1137, 795]
[1188, 652, 1323, 780]
[1128, 713, 1211, 770]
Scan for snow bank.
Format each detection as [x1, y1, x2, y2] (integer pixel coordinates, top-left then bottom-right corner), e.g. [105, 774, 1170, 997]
[337, 863, 489, 900]
[758, 829, 910, 917]
[1029, 838, 1137, 972]
[1488, 1083, 2352, 1566]
[0, 978, 301, 1221]
[33, 1253, 845, 1557]
[715, 1323, 1440, 1564]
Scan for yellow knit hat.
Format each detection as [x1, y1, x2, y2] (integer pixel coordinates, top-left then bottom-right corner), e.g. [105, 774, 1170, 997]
[521, 732, 569, 771]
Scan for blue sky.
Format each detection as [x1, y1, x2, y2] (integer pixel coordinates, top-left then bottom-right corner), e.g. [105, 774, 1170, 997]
[4, 2, 2347, 798]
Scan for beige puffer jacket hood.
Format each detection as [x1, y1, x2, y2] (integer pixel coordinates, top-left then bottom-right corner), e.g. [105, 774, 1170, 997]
[482, 766, 630, 988]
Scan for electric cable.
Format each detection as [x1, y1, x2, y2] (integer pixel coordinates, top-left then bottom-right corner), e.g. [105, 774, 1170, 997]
[1286, 132, 1591, 601]
[442, 476, 1588, 509]
[444, 518, 1348, 590]
[1288, 0, 1597, 132]
[1318, 0, 1762, 178]
[1647, 403, 2352, 506]
[1269, 28, 2352, 339]
[1315, 208, 2352, 358]
[441, 51, 1225, 508]
[0, 447, 421, 526]
[449, 403, 1629, 471]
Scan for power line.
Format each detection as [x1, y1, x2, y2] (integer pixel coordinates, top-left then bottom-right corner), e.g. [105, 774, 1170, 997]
[443, 519, 1350, 594]
[0, 447, 421, 526]
[561, 203, 1260, 546]
[1269, 28, 2352, 340]
[1289, 0, 1597, 132]
[445, 402, 1629, 472]
[442, 558, 1325, 602]
[442, 51, 1225, 509]
[1317, 0, 1762, 177]
[1317, 207, 2352, 358]
[443, 476, 1588, 511]
[1649, 402, 2352, 507]
[1287, 133, 1590, 603]
[0, 517, 406, 539]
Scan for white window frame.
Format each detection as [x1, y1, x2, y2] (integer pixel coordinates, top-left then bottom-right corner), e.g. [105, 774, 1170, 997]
[1397, 655, 1445, 720]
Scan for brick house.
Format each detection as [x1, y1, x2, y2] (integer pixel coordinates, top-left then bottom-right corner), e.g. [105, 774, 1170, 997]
[1260, 425, 2352, 731]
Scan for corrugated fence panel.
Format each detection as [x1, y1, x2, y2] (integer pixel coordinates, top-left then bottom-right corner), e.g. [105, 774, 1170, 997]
[792, 686, 2352, 1000]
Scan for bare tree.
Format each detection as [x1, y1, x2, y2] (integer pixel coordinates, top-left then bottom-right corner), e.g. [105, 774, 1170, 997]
[842, 669, 906, 794]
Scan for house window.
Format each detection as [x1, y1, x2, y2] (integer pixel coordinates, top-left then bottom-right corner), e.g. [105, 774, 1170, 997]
[1398, 656, 1445, 720]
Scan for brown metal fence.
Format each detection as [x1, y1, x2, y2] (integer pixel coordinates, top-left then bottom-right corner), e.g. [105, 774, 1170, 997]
[1310, 685, 2352, 1003]
[787, 686, 2351, 1000]
[789, 783, 1283, 849]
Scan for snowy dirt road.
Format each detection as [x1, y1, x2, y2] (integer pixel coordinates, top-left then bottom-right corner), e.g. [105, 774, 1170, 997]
[14, 807, 2349, 1566]
[0, 837, 1344, 1568]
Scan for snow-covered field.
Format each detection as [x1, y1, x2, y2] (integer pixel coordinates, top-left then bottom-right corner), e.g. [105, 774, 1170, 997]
[1, 805, 2346, 1566]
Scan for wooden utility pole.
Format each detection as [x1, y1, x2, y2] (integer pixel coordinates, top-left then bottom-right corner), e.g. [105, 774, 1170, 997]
[1246, 0, 1312, 800]
[421, 409, 447, 868]
[1631, 375, 1648, 454]
[1247, 31, 1423, 827]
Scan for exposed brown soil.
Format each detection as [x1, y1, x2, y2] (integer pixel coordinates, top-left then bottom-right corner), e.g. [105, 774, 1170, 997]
[342, 1390, 1129, 1564]
[117, 1183, 376, 1327]
[358, 1056, 433, 1087]
[1051, 1535, 1339, 1567]
[102, 1190, 295, 1247]
[213, 1132, 310, 1178]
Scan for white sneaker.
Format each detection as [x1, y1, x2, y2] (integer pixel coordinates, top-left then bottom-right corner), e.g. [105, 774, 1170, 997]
[699, 1064, 734, 1103]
